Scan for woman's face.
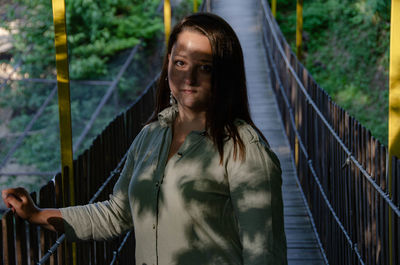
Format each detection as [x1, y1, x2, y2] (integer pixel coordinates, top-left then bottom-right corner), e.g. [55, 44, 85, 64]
[168, 30, 213, 113]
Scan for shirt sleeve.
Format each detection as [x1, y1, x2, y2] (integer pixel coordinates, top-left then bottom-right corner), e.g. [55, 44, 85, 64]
[60, 127, 146, 241]
[227, 139, 287, 265]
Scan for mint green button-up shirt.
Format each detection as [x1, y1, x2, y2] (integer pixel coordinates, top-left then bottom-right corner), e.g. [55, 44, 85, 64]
[61, 106, 287, 265]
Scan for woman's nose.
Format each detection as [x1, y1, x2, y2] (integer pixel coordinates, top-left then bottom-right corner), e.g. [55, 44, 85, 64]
[184, 67, 197, 85]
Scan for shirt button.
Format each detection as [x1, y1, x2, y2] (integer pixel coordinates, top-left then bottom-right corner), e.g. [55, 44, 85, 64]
[153, 224, 156, 229]
[155, 181, 159, 188]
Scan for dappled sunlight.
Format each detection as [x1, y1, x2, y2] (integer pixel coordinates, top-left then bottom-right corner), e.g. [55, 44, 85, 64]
[335, 84, 369, 106]
[242, 233, 268, 256]
[237, 190, 270, 211]
[354, 1, 374, 21]
[389, 59, 400, 156]
[389, 130, 400, 159]
[0, 62, 22, 80]
[55, 52, 68, 62]
[123, 121, 283, 264]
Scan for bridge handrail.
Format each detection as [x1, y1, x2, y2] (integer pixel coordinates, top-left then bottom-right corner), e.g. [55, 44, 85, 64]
[37, 72, 159, 265]
[260, 0, 399, 264]
[1, 51, 158, 265]
[260, 0, 399, 218]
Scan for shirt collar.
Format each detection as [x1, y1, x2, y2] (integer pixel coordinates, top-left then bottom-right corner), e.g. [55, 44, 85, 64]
[157, 105, 207, 136]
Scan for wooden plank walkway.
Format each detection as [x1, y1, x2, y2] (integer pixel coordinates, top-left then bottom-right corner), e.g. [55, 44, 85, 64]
[211, 0, 326, 264]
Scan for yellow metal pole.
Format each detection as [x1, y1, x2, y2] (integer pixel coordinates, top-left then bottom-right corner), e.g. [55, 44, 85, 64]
[51, 0, 76, 263]
[164, 0, 171, 46]
[296, 0, 303, 61]
[271, 0, 277, 18]
[194, 0, 198, 13]
[51, 0, 75, 211]
[389, 1, 400, 265]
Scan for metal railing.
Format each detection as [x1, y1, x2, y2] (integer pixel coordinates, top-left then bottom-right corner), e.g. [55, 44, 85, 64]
[260, 1, 400, 264]
[1, 76, 157, 265]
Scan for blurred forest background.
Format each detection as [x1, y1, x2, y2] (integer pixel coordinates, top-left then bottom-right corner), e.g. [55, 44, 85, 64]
[0, 0, 198, 196]
[276, 0, 390, 144]
[0, 0, 391, 196]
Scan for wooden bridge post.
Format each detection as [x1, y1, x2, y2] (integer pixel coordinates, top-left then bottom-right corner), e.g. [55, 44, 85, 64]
[389, 1, 400, 265]
[51, 0, 76, 263]
[296, 0, 303, 61]
[164, 0, 172, 46]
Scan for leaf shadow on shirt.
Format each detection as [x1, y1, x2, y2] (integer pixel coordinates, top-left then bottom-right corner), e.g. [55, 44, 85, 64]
[119, 133, 285, 264]
[133, 178, 165, 216]
[167, 154, 285, 265]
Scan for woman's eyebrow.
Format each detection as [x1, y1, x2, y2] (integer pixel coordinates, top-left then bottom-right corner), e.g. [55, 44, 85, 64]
[192, 53, 213, 62]
[199, 59, 213, 63]
[173, 53, 212, 63]
[172, 52, 188, 58]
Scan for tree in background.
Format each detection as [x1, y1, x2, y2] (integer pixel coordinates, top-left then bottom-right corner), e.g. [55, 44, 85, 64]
[276, 0, 390, 144]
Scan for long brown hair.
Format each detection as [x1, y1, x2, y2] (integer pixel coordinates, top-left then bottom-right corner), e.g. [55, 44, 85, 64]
[149, 13, 267, 162]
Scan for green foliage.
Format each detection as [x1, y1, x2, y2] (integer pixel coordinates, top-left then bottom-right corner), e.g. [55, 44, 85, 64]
[276, 0, 390, 145]
[65, 0, 163, 78]
[2, 0, 163, 79]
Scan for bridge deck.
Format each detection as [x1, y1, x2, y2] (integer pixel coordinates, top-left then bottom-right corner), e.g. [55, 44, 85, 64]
[212, 1, 326, 264]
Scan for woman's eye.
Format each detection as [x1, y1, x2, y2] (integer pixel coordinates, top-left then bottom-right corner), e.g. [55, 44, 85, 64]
[175, 60, 184, 67]
[200, 65, 212, 72]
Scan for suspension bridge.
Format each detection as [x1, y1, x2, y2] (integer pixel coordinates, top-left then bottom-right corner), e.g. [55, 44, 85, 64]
[1, 0, 399, 265]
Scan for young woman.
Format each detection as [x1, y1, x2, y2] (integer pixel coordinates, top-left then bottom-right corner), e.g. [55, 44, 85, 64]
[2, 13, 287, 265]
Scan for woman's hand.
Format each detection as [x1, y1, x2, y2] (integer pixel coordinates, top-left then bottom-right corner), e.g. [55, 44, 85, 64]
[1, 187, 64, 232]
[2, 187, 40, 222]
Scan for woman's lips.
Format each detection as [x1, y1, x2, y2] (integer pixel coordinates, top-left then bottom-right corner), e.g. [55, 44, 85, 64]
[182, 89, 196, 94]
